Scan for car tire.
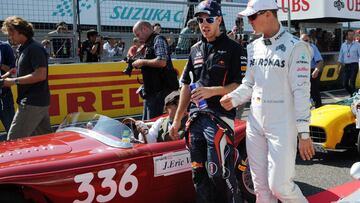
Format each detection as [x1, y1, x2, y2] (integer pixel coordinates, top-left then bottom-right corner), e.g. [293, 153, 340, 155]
[236, 144, 256, 203]
[0, 186, 29, 203]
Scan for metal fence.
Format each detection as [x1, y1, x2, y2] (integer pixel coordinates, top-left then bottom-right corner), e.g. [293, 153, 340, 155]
[0, 0, 247, 64]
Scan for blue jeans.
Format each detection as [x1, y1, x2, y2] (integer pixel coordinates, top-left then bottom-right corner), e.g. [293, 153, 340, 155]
[0, 88, 15, 141]
[188, 114, 242, 203]
[142, 91, 166, 120]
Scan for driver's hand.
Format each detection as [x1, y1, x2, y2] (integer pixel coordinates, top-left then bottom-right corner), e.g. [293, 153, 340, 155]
[135, 121, 149, 135]
[220, 94, 234, 111]
[169, 122, 180, 140]
[298, 138, 315, 161]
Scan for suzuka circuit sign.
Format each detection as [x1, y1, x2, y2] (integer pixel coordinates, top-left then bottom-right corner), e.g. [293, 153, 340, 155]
[0, 0, 187, 29]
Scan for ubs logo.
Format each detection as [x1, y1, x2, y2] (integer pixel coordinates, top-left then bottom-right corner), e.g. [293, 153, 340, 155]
[334, 0, 345, 11]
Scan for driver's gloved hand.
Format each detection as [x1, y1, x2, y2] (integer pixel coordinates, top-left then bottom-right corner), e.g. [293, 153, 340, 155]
[135, 121, 149, 135]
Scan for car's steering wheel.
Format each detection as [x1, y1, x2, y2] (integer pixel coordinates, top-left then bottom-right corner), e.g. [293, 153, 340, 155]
[122, 117, 148, 144]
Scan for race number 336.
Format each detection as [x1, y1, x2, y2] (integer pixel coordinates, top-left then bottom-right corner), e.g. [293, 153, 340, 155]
[73, 163, 138, 203]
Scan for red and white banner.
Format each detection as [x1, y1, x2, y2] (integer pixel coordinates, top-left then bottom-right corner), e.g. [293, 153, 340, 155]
[277, 0, 360, 21]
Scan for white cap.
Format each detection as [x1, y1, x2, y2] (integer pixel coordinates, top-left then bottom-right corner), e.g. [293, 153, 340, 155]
[238, 0, 279, 17]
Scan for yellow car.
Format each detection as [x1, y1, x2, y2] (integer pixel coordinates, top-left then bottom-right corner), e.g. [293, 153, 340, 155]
[310, 97, 360, 153]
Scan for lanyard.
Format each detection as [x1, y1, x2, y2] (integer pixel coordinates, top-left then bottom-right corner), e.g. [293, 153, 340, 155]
[346, 42, 353, 57]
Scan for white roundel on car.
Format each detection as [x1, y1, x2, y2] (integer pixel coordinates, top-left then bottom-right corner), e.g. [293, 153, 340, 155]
[350, 162, 360, 180]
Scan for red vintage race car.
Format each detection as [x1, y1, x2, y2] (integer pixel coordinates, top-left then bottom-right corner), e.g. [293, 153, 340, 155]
[0, 112, 254, 203]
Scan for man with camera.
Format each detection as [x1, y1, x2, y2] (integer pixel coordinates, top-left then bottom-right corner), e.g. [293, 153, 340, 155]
[80, 29, 102, 62]
[132, 20, 179, 120]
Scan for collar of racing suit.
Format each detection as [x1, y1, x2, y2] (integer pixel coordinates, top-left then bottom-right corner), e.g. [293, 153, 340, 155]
[261, 26, 286, 46]
[200, 32, 228, 45]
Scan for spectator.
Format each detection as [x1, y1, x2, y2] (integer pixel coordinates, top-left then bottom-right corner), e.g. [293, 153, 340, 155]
[221, 0, 314, 202]
[153, 23, 162, 34]
[227, 25, 240, 43]
[0, 41, 16, 137]
[337, 30, 360, 97]
[41, 39, 51, 56]
[48, 21, 71, 58]
[135, 90, 187, 143]
[132, 21, 179, 120]
[355, 29, 360, 42]
[80, 29, 102, 62]
[170, 1, 245, 202]
[301, 33, 324, 108]
[1, 16, 52, 140]
[175, 18, 198, 55]
[235, 16, 244, 34]
[127, 37, 143, 59]
[102, 36, 122, 61]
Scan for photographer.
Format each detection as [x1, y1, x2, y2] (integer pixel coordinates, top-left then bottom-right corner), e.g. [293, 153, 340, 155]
[80, 29, 102, 62]
[132, 20, 179, 120]
[102, 36, 122, 61]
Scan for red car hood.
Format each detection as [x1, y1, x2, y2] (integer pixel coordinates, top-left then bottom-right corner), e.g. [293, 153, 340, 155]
[0, 131, 149, 180]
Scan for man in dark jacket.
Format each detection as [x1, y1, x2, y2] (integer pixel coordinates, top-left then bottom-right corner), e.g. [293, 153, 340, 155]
[132, 20, 179, 120]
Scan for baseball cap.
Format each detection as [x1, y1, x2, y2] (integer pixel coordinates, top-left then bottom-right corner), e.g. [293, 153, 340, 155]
[194, 0, 222, 17]
[164, 90, 180, 107]
[238, 0, 279, 17]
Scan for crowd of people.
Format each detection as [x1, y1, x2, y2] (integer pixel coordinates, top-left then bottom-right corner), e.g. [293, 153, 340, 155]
[0, 0, 360, 202]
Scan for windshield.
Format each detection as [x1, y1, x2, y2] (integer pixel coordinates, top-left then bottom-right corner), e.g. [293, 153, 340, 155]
[336, 93, 359, 106]
[56, 112, 134, 148]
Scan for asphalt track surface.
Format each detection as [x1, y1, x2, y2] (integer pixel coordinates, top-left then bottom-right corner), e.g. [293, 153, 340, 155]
[240, 89, 360, 199]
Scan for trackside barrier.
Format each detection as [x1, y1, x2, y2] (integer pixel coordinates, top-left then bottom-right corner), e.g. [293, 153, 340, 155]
[0, 60, 188, 132]
[0, 55, 351, 132]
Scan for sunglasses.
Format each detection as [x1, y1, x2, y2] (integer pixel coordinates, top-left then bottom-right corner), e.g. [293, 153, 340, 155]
[197, 17, 217, 24]
[248, 10, 267, 21]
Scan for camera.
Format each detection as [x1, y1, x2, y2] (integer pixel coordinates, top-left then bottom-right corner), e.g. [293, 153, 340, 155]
[123, 57, 135, 76]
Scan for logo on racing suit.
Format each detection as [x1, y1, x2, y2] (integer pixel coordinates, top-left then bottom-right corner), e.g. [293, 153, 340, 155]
[250, 58, 285, 68]
[297, 75, 309, 78]
[333, 0, 345, 11]
[276, 44, 286, 52]
[297, 67, 309, 72]
[208, 162, 218, 176]
[296, 53, 309, 64]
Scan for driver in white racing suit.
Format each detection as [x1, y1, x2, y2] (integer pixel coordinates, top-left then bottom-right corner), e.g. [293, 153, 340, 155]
[220, 0, 315, 202]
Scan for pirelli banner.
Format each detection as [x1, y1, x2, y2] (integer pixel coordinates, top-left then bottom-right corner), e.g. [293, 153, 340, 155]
[0, 56, 349, 131]
[3, 60, 187, 132]
[47, 60, 187, 124]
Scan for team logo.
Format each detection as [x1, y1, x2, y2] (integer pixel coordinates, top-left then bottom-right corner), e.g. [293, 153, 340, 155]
[333, 0, 345, 11]
[276, 44, 286, 52]
[208, 162, 218, 176]
[297, 67, 309, 72]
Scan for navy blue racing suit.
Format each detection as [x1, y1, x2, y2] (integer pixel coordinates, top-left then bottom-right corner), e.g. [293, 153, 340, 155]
[181, 33, 246, 203]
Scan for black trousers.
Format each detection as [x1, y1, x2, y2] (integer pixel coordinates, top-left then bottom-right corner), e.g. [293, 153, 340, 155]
[310, 69, 322, 108]
[342, 63, 359, 96]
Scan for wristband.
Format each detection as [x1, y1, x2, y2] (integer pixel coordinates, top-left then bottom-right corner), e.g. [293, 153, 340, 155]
[298, 132, 310, 139]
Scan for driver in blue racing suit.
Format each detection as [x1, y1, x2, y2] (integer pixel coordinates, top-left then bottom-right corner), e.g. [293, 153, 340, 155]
[170, 1, 246, 202]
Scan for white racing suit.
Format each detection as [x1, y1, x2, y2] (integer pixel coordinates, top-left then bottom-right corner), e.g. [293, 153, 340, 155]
[229, 26, 311, 203]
